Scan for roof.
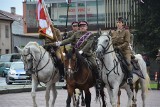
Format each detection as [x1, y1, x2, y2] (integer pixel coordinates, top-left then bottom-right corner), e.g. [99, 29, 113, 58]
[0, 10, 22, 21]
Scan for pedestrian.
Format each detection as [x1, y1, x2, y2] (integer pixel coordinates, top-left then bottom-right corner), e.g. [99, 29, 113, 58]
[55, 21, 101, 89]
[111, 17, 133, 86]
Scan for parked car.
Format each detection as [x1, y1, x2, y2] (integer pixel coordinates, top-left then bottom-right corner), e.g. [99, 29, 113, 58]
[0, 53, 22, 77]
[5, 62, 31, 85]
[0, 62, 11, 77]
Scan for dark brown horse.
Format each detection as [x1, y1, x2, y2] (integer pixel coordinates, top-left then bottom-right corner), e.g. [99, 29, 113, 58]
[63, 48, 106, 107]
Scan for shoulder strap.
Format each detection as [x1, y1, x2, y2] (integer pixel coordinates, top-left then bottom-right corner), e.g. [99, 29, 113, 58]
[75, 32, 92, 49]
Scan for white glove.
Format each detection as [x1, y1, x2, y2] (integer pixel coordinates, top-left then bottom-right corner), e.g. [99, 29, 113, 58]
[79, 50, 83, 54]
[55, 41, 61, 46]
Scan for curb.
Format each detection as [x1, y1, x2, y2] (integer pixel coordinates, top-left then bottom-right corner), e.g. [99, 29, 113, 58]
[0, 86, 62, 95]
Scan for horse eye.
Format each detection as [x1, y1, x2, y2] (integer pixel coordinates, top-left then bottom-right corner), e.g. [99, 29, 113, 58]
[105, 40, 108, 42]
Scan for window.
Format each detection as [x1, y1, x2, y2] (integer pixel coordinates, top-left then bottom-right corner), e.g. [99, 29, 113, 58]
[0, 24, 1, 38]
[5, 49, 9, 54]
[5, 25, 9, 38]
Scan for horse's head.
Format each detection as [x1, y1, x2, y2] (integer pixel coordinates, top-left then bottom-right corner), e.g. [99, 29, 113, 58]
[16, 42, 39, 75]
[63, 47, 77, 77]
[96, 31, 112, 58]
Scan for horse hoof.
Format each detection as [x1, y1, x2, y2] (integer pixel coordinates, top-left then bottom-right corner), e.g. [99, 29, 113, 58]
[132, 104, 137, 107]
[81, 102, 86, 106]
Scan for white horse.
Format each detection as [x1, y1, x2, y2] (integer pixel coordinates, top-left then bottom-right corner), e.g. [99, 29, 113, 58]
[17, 42, 59, 107]
[96, 32, 150, 107]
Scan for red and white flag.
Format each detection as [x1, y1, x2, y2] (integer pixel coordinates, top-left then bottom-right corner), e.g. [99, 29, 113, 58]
[37, 0, 53, 39]
[66, 0, 71, 4]
[140, 0, 144, 3]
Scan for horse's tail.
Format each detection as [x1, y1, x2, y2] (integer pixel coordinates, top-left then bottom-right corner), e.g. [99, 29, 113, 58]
[135, 54, 151, 93]
[145, 72, 151, 93]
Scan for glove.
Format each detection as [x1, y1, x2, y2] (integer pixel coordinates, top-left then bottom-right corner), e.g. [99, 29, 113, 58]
[55, 41, 61, 47]
[79, 50, 83, 54]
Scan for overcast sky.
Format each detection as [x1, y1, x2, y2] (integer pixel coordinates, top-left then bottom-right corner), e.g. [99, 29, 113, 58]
[0, 0, 23, 15]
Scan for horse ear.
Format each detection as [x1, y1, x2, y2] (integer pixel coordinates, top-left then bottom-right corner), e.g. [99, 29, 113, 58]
[109, 29, 112, 35]
[63, 47, 68, 54]
[15, 46, 22, 54]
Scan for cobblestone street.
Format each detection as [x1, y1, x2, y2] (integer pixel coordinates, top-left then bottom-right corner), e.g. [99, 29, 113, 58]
[0, 88, 160, 107]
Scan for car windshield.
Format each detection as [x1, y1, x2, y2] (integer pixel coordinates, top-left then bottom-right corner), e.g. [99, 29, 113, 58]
[11, 63, 24, 70]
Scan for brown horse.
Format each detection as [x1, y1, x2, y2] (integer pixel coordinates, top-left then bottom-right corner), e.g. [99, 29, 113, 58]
[63, 48, 106, 107]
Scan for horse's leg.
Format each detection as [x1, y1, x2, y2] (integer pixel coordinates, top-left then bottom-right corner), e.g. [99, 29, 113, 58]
[31, 77, 38, 107]
[81, 90, 85, 106]
[140, 79, 148, 107]
[66, 87, 74, 107]
[132, 80, 139, 107]
[106, 84, 119, 107]
[100, 87, 106, 107]
[117, 89, 121, 107]
[51, 83, 57, 107]
[84, 89, 91, 107]
[124, 85, 133, 107]
[45, 83, 52, 107]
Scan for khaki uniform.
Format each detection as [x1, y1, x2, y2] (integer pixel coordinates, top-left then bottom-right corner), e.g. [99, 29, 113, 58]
[111, 29, 132, 71]
[61, 31, 96, 65]
[66, 30, 77, 39]
[39, 27, 62, 59]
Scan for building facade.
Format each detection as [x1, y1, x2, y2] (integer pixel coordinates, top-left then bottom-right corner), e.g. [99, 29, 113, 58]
[24, 0, 139, 33]
[0, 11, 14, 54]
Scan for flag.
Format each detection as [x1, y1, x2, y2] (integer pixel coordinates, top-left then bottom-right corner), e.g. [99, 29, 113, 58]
[66, 0, 71, 4]
[140, 0, 144, 3]
[37, 0, 53, 39]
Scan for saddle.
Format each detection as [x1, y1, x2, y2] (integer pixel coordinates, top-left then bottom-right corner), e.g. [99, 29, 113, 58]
[115, 50, 145, 83]
[43, 44, 59, 67]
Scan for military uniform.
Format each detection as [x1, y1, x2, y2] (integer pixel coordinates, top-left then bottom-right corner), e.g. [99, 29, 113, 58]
[61, 31, 97, 65]
[39, 27, 64, 81]
[111, 29, 133, 81]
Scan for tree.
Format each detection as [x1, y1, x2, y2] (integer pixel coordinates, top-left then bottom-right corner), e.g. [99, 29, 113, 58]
[134, 0, 160, 58]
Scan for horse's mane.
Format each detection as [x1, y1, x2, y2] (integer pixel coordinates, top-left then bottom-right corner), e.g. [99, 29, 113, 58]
[75, 51, 89, 70]
[24, 42, 43, 50]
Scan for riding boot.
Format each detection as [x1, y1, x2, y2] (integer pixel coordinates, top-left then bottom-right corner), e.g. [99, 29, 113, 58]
[127, 69, 133, 89]
[57, 59, 64, 82]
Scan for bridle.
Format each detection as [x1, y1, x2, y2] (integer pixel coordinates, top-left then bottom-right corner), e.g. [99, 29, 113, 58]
[96, 34, 120, 89]
[22, 47, 50, 74]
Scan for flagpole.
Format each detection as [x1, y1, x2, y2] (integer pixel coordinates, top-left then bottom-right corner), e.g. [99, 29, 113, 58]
[64, 1, 70, 40]
[41, 0, 64, 61]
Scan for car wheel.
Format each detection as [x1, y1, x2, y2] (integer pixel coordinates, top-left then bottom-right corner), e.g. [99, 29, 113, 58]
[5, 76, 12, 85]
[2, 71, 5, 77]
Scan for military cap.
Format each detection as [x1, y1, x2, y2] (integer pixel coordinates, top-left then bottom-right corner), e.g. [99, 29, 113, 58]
[71, 21, 78, 26]
[78, 21, 88, 27]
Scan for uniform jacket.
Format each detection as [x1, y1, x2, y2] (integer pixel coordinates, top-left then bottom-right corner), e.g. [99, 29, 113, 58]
[61, 31, 94, 56]
[39, 27, 62, 44]
[66, 30, 77, 39]
[111, 29, 131, 54]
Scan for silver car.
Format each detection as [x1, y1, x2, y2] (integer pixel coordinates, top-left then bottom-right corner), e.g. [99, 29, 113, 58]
[5, 62, 31, 85]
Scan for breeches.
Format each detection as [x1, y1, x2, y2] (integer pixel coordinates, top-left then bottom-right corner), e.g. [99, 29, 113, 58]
[124, 53, 132, 71]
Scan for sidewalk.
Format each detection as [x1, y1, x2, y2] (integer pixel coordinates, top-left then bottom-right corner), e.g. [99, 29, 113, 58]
[0, 82, 65, 94]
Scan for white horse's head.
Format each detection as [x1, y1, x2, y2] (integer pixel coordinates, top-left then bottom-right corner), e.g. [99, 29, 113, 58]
[96, 31, 112, 58]
[16, 42, 41, 75]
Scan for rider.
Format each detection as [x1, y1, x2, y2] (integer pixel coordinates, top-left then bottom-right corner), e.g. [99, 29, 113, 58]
[55, 21, 101, 89]
[39, 24, 64, 82]
[66, 21, 79, 39]
[111, 17, 133, 86]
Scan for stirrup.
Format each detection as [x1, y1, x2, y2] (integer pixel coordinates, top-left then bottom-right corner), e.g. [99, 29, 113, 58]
[127, 78, 133, 85]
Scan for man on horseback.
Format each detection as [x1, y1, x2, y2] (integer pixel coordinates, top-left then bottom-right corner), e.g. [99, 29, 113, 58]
[55, 21, 101, 89]
[66, 21, 79, 39]
[39, 25, 64, 82]
[111, 17, 133, 86]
